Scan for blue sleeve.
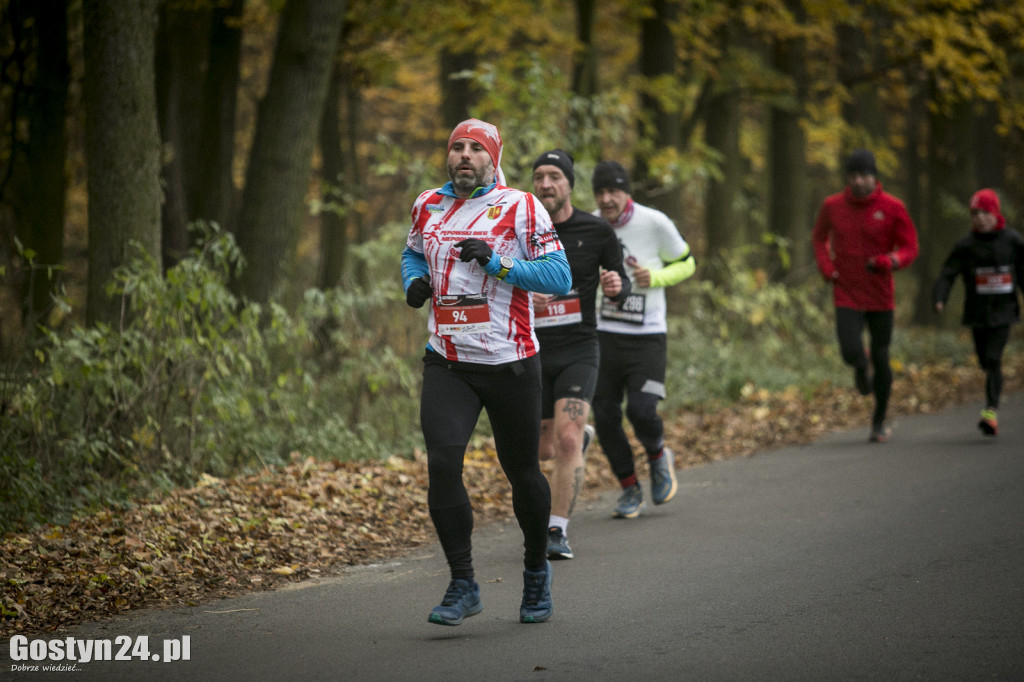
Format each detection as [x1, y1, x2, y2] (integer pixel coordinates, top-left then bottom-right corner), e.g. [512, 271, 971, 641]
[401, 247, 429, 291]
[484, 249, 572, 295]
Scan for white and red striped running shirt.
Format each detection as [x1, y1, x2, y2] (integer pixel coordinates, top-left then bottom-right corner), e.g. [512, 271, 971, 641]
[407, 184, 564, 364]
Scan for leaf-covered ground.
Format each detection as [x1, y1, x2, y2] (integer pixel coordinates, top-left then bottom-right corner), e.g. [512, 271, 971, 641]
[2, 358, 1020, 638]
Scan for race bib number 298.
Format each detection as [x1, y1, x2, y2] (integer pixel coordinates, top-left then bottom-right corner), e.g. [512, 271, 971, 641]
[600, 292, 645, 324]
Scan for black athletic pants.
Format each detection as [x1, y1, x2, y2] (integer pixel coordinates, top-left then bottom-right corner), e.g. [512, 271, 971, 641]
[972, 325, 1010, 409]
[592, 332, 667, 483]
[420, 351, 550, 580]
[835, 307, 893, 427]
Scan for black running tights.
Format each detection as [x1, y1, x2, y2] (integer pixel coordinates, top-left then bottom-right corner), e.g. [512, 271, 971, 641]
[836, 307, 893, 426]
[420, 353, 550, 580]
[972, 325, 1010, 409]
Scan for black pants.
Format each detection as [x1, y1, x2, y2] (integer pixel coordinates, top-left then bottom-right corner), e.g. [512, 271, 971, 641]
[972, 325, 1010, 409]
[592, 332, 667, 483]
[420, 351, 550, 579]
[836, 307, 893, 427]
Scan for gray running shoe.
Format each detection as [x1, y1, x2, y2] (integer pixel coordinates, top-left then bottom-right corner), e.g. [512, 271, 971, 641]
[650, 447, 678, 505]
[869, 422, 890, 443]
[613, 483, 645, 518]
[546, 526, 574, 560]
[520, 560, 553, 623]
[428, 579, 483, 626]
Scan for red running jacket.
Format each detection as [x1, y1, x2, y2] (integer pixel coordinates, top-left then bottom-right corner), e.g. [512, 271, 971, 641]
[812, 182, 919, 311]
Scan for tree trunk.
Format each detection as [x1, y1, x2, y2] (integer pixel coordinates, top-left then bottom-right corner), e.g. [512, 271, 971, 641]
[974, 102, 1005, 192]
[903, 76, 927, 258]
[156, 2, 209, 268]
[569, 0, 599, 160]
[704, 88, 744, 260]
[633, 0, 683, 222]
[82, 0, 162, 327]
[837, 16, 887, 143]
[768, 31, 810, 279]
[318, 60, 349, 290]
[439, 48, 479, 130]
[571, 0, 597, 97]
[913, 94, 975, 326]
[194, 0, 244, 233]
[234, 0, 347, 305]
[11, 0, 68, 331]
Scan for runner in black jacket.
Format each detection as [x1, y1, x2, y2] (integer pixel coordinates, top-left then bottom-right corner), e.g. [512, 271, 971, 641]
[933, 188, 1024, 436]
[532, 149, 630, 560]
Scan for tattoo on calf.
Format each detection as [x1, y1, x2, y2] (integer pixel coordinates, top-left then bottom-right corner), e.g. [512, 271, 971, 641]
[568, 465, 585, 516]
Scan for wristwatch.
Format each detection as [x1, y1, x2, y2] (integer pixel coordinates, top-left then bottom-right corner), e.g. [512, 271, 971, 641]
[496, 255, 514, 280]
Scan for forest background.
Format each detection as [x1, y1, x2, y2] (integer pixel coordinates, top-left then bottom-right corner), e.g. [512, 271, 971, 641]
[2, 0, 1024, 536]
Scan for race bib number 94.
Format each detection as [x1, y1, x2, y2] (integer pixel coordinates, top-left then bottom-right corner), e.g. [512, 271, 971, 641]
[435, 294, 491, 335]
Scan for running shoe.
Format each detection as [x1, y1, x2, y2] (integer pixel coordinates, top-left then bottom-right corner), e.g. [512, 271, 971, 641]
[869, 422, 890, 443]
[546, 527, 574, 560]
[978, 409, 998, 436]
[650, 447, 678, 505]
[520, 560, 553, 623]
[613, 483, 645, 518]
[581, 423, 595, 459]
[428, 579, 483, 626]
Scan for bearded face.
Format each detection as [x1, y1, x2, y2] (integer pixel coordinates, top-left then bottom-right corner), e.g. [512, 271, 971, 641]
[532, 165, 572, 221]
[447, 139, 495, 197]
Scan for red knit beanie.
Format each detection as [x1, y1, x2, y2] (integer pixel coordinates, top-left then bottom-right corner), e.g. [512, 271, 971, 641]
[969, 189, 1005, 230]
[447, 118, 504, 185]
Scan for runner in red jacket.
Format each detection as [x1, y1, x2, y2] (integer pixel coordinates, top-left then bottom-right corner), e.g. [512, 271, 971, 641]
[812, 149, 919, 442]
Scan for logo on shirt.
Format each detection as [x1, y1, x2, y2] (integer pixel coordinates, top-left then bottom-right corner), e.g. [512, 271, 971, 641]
[873, 210, 885, 221]
[487, 206, 502, 220]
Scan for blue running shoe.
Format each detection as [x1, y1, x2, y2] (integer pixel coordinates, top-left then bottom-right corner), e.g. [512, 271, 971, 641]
[546, 526, 574, 560]
[613, 483, 645, 518]
[650, 448, 678, 505]
[428, 579, 483, 626]
[520, 560, 553, 623]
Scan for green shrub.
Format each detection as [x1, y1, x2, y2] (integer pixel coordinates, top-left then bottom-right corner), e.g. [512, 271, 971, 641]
[0, 224, 420, 532]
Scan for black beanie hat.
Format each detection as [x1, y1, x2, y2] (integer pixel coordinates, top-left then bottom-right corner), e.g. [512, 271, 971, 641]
[844, 149, 877, 176]
[592, 160, 630, 194]
[533, 149, 575, 188]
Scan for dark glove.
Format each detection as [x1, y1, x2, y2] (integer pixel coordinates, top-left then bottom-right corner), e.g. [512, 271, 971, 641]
[454, 238, 493, 266]
[405, 274, 432, 308]
[866, 254, 896, 273]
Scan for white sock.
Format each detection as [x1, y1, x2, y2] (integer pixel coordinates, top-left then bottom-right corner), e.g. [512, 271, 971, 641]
[548, 515, 569, 534]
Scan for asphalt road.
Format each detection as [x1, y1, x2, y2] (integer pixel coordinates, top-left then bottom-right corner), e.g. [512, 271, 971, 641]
[5, 394, 1022, 681]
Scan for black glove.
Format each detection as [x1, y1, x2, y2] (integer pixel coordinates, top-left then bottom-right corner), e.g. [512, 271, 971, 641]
[454, 238, 493, 266]
[405, 274, 432, 308]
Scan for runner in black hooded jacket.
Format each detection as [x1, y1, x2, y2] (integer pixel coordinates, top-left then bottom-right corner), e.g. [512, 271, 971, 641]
[933, 188, 1024, 436]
